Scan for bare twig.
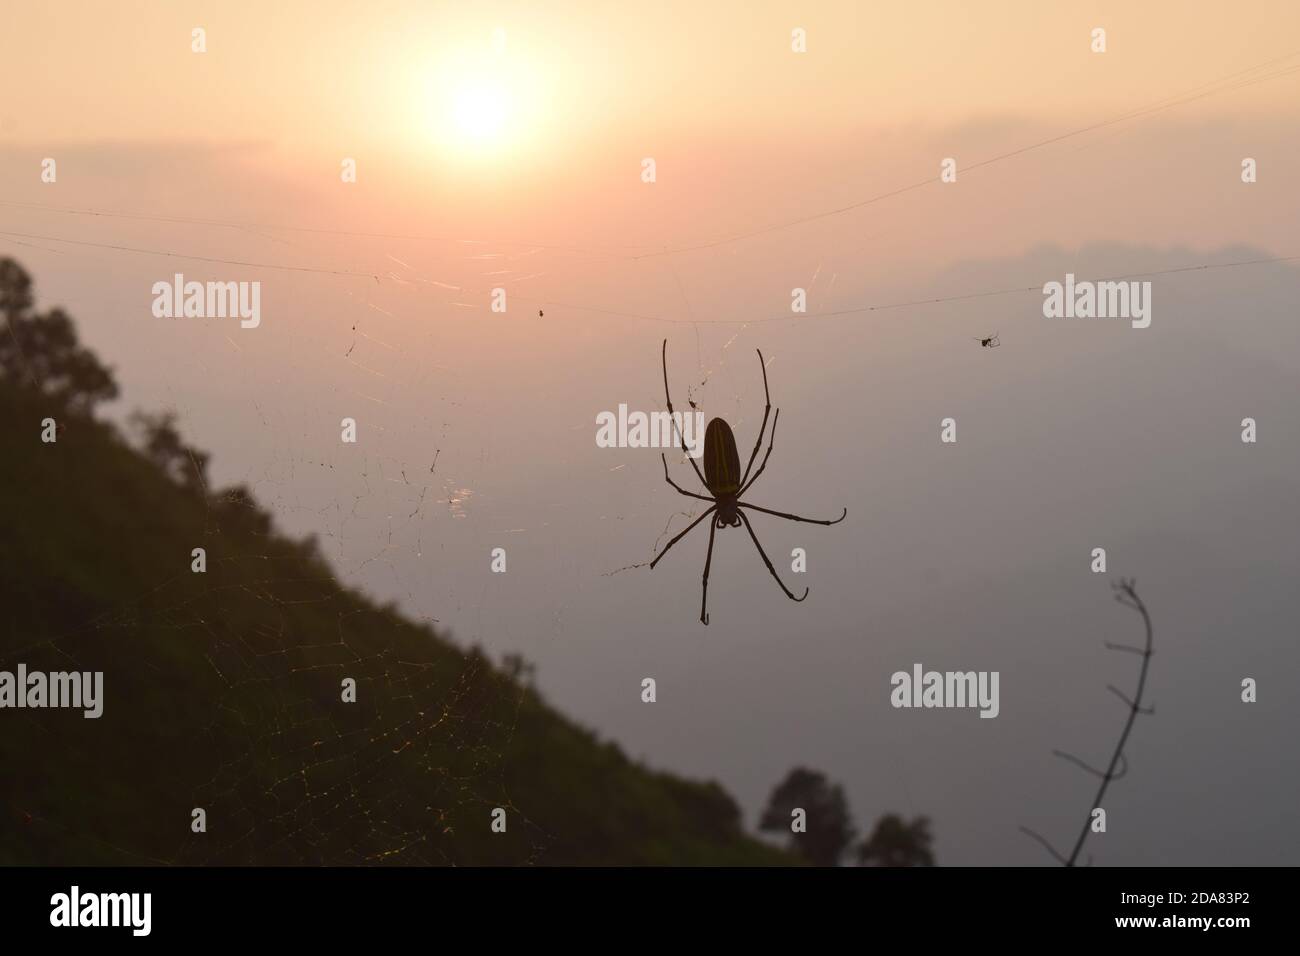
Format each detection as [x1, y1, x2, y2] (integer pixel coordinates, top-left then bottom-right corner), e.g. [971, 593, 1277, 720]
[1053, 749, 1128, 781]
[1107, 684, 1154, 714]
[1104, 642, 1146, 656]
[1064, 579, 1154, 866]
[1106, 685, 1137, 709]
[1018, 826, 1069, 866]
[1021, 578, 1155, 866]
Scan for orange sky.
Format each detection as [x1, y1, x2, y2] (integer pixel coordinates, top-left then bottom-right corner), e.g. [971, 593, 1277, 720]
[3, 1, 1298, 292]
[7, 2, 1298, 152]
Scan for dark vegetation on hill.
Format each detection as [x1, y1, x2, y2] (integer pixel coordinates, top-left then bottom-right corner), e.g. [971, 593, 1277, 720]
[0, 258, 790, 865]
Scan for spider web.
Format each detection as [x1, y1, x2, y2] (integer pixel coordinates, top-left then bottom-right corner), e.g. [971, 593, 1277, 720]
[7, 193, 1293, 866]
[4, 391, 548, 866]
[4, 30, 1299, 868]
[2, 230, 660, 866]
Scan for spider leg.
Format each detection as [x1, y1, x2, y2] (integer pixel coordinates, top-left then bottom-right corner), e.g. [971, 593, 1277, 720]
[662, 339, 710, 492]
[737, 348, 772, 488]
[662, 454, 713, 502]
[738, 511, 808, 603]
[649, 505, 717, 569]
[737, 407, 779, 497]
[700, 517, 718, 625]
[740, 502, 847, 525]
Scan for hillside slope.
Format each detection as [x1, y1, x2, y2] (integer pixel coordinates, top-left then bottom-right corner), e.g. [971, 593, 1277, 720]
[0, 380, 787, 865]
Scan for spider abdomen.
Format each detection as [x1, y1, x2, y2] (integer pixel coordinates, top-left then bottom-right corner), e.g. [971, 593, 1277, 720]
[703, 417, 742, 497]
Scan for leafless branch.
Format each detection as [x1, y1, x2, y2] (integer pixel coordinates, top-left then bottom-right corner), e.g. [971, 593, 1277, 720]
[1018, 826, 1069, 866]
[1021, 578, 1154, 866]
[1106, 685, 1136, 709]
[1053, 749, 1127, 781]
[1104, 642, 1146, 656]
[1107, 684, 1154, 714]
[1064, 579, 1154, 866]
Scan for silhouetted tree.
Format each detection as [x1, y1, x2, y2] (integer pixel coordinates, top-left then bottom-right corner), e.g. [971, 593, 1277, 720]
[0, 258, 118, 414]
[759, 767, 855, 866]
[501, 652, 537, 686]
[0, 257, 35, 316]
[130, 410, 210, 492]
[212, 484, 273, 536]
[857, 813, 935, 866]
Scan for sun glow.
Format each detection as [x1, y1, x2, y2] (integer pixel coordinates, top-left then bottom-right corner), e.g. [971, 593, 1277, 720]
[451, 80, 510, 142]
[418, 33, 548, 160]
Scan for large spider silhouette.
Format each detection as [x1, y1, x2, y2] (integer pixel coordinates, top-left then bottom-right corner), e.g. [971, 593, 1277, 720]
[651, 339, 846, 625]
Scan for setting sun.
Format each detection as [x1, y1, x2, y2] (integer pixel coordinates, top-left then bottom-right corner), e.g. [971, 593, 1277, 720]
[450, 80, 510, 142]
[416, 31, 549, 160]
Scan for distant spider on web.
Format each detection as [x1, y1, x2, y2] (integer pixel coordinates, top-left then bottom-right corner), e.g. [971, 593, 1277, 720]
[651, 339, 846, 625]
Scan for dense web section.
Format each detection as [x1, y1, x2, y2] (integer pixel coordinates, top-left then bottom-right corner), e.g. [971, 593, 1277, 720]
[2, 403, 537, 864]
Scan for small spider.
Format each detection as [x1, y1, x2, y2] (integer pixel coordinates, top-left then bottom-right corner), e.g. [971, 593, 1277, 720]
[974, 332, 1000, 348]
[651, 339, 846, 624]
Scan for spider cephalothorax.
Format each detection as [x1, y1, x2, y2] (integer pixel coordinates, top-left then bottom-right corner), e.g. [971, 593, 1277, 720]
[651, 339, 846, 625]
